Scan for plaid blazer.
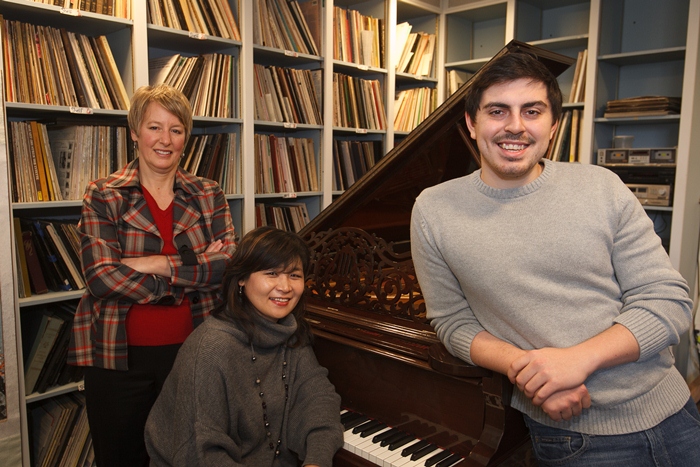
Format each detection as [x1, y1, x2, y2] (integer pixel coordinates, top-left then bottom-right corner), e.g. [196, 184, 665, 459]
[68, 159, 237, 370]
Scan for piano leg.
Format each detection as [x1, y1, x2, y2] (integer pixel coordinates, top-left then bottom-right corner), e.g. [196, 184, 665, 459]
[465, 373, 529, 466]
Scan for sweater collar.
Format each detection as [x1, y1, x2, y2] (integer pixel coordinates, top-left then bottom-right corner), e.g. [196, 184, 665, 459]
[471, 158, 554, 199]
[250, 312, 298, 349]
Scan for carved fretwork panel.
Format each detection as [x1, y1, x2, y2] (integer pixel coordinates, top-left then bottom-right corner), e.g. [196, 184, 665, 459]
[304, 227, 427, 323]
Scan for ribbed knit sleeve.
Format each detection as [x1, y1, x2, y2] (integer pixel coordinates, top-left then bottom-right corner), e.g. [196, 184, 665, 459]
[411, 202, 485, 365]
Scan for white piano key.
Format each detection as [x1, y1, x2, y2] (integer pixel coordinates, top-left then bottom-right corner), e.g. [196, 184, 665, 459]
[355, 427, 393, 460]
[369, 444, 397, 466]
[383, 439, 422, 467]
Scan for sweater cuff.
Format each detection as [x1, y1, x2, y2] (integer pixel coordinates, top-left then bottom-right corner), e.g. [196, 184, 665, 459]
[447, 324, 484, 366]
[303, 431, 339, 467]
[614, 307, 673, 361]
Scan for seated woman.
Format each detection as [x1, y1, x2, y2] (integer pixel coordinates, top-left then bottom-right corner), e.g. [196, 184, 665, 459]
[145, 226, 344, 466]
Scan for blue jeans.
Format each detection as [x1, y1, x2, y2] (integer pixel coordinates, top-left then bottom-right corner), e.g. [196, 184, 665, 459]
[524, 397, 700, 466]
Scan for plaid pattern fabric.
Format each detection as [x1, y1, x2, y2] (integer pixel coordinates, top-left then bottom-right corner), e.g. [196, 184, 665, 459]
[68, 159, 236, 370]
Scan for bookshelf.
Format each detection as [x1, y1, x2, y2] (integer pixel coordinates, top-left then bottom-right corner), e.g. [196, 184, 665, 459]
[0, 0, 699, 465]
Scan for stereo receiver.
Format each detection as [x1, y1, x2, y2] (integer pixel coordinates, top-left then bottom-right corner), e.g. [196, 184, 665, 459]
[625, 184, 672, 207]
[597, 147, 676, 166]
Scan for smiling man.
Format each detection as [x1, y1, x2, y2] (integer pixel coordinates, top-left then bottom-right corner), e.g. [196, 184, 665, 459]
[410, 52, 699, 466]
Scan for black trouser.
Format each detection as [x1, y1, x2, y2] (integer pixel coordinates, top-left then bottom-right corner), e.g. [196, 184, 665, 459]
[83, 344, 181, 467]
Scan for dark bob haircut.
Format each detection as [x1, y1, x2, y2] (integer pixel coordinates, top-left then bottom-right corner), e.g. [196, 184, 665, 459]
[212, 225, 313, 347]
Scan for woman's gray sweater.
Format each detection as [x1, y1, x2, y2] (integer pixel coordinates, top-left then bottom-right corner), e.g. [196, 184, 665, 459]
[145, 312, 343, 466]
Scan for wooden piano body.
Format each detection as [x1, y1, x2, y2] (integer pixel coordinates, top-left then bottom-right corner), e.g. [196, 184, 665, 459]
[298, 41, 575, 466]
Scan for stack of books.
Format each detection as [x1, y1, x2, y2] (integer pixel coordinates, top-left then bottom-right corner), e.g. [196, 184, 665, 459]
[147, 0, 240, 40]
[255, 203, 310, 233]
[394, 22, 436, 77]
[180, 133, 239, 195]
[149, 53, 237, 119]
[30, 0, 130, 19]
[14, 218, 84, 299]
[7, 122, 131, 203]
[332, 139, 382, 191]
[393, 87, 438, 132]
[253, 0, 320, 55]
[23, 303, 83, 395]
[29, 392, 94, 466]
[333, 6, 384, 68]
[252, 64, 323, 125]
[333, 73, 387, 130]
[604, 96, 681, 118]
[2, 19, 130, 110]
[254, 134, 319, 195]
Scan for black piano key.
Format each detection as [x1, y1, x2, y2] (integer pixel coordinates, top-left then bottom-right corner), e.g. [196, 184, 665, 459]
[381, 431, 410, 447]
[401, 439, 430, 457]
[340, 411, 358, 424]
[372, 427, 400, 443]
[352, 419, 383, 434]
[343, 414, 369, 431]
[436, 453, 464, 467]
[360, 422, 388, 438]
[388, 434, 416, 451]
[425, 449, 453, 467]
[410, 443, 438, 461]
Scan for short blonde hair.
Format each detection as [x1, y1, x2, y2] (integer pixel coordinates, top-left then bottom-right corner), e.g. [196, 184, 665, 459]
[128, 84, 193, 142]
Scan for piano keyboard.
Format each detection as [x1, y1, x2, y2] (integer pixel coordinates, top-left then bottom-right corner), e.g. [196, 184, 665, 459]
[341, 410, 465, 467]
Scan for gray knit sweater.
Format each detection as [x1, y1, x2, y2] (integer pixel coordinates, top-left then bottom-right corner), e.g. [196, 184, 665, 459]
[144, 312, 343, 466]
[411, 159, 693, 435]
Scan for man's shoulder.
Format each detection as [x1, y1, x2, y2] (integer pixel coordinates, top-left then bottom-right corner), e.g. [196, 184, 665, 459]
[417, 174, 474, 201]
[551, 160, 617, 177]
[549, 160, 625, 189]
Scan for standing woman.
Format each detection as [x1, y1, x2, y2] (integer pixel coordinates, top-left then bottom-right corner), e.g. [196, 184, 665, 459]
[145, 226, 343, 467]
[67, 84, 237, 467]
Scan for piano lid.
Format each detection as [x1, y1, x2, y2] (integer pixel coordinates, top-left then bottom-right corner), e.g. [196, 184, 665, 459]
[301, 41, 575, 337]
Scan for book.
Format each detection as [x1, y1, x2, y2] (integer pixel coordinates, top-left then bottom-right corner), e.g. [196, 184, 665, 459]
[148, 54, 180, 86]
[42, 221, 85, 290]
[24, 310, 66, 395]
[56, 394, 90, 467]
[34, 305, 76, 394]
[294, 0, 321, 55]
[34, 327, 68, 395]
[49, 26, 79, 107]
[29, 394, 82, 466]
[212, 0, 240, 41]
[77, 32, 113, 109]
[30, 398, 64, 466]
[14, 217, 32, 297]
[59, 28, 89, 108]
[92, 35, 130, 109]
[603, 96, 681, 118]
[21, 226, 50, 295]
[29, 220, 73, 292]
[29, 121, 52, 201]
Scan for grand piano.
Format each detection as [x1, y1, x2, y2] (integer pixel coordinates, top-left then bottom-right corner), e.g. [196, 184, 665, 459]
[299, 41, 575, 467]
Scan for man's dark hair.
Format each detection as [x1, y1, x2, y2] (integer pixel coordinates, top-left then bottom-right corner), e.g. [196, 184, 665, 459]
[464, 52, 563, 125]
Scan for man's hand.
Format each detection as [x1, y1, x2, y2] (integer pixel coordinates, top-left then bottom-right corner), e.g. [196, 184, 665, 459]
[508, 347, 593, 421]
[508, 347, 594, 406]
[539, 385, 592, 422]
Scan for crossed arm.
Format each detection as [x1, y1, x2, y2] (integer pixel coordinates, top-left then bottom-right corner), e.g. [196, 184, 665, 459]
[470, 324, 640, 421]
[121, 239, 224, 277]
